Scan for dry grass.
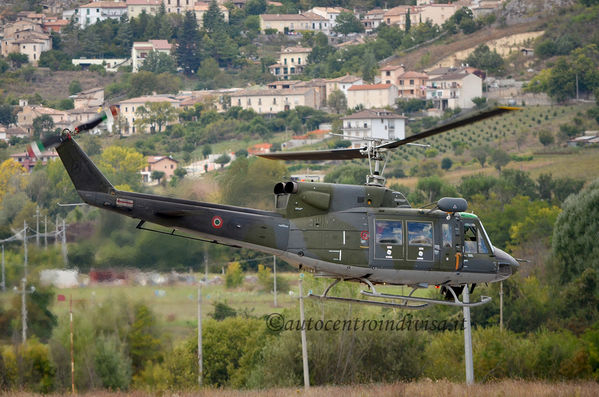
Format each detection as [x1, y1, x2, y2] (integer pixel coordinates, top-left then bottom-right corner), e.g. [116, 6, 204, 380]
[4, 380, 599, 396]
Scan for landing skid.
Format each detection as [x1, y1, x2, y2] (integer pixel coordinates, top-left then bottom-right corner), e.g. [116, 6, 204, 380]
[306, 278, 491, 309]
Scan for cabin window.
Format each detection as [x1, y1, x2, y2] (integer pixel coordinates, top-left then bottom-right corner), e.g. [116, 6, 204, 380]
[478, 228, 490, 253]
[375, 220, 402, 245]
[407, 222, 432, 246]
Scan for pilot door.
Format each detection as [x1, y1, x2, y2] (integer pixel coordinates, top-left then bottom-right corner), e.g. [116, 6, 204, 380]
[439, 219, 463, 271]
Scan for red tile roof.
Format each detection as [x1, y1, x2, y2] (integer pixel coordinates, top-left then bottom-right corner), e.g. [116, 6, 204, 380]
[348, 83, 393, 91]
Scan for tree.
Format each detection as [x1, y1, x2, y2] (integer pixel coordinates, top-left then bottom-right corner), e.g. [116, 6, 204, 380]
[471, 97, 487, 109]
[139, 51, 176, 74]
[471, 145, 490, 168]
[203, 0, 226, 33]
[225, 262, 243, 288]
[38, 50, 74, 71]
[134, 102, 178, 133]
[0, 104, 16, 127]
[215, 153, 231, 168]
[7, 52, 28, 68]
[176, 11, 201, 75]
[553, 179, 599, 283]
[69, 80, 82, 95]
[441, 157, 453, 171]
[465, 45, 504, 73]
[151, 170, 166, 184]
[98, 146, 146, 190]
[202, 144, 212, 159]
[490, 148, 510, 171]
[32, 115, 54, 139]
[127, 304, 162, 374]
[327, 89, 347, 114]
[539, 130, 554, 146]
[405, 9, 411, 32]
[245, 0, 266, 15]
[333, 12, 364, 35]
[361, 50, 377, 83]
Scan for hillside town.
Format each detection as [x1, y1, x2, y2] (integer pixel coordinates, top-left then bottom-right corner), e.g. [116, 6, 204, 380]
[0, 0, 533, 182]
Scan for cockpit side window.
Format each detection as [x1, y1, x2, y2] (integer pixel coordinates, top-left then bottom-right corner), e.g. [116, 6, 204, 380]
[464, 223, 477, 253]
[478, 228, 490, 253]
[442, 223, 452, 248]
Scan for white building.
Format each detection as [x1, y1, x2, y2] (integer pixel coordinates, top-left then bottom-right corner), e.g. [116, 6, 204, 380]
[308, 6, 350, 29]
[346, 83, 399, 109]
[426, 72, 483, 110]
[117, 95, 180, 134]
[229, 87, 317, 114]
[341, 109, 405, 147]
[325, 75, 363, 101]
[126, 0, 162, 18]
[67, 1, 128, 28]
[131, 39, 172, 72]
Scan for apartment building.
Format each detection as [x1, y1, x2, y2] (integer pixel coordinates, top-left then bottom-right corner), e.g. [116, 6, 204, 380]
[341, 109, 405, 147]
[229, 87, 317, 114]
[346, 83, 398, 109]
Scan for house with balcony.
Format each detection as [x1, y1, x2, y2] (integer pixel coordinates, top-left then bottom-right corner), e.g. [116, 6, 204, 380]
[341, 109, 405, 148]
[397, 71, 429, 99]
[426, 72, 482, 110]
[269, 46, 311, 80]
[67, 1, 127, 28]
[362, 8, 386, 33]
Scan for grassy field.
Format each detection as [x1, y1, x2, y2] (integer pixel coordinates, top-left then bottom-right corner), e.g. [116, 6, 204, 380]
[4, 380, 599, 396]
[44, 272, 436, 341]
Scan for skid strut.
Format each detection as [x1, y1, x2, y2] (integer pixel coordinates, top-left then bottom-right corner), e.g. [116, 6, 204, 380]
[306, 278, 491, 309]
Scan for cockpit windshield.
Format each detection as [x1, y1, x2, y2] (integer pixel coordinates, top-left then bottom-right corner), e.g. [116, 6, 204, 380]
[463, 220, 493, 255]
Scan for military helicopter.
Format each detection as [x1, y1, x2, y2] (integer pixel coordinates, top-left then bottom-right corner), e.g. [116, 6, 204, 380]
[32, 105, 520, 310]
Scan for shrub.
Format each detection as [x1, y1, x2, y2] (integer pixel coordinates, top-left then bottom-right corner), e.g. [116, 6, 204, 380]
[225, 262, 243, 288]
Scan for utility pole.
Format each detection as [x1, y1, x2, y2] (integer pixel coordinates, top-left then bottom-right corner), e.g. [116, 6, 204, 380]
[197, 279, 203, 387]
[14, 278, 34, 344]
[463, 284, 474, 385]
[204, 245, 208, 281]
[55, 215, 59, 247]
[35, 206, 40, 247]
[1, 245, 5, 291]
[499, 281, 503, 332]
[44, 215, 48, 250]
[24, 221, 28, 279]
[273, 256, 278, 307]
[62, 219, 68, 267]
[299, 273, 309, 390]
[70, 295, 75, 394]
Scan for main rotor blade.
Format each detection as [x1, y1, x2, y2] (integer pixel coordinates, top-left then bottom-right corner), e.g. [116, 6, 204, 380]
[258, 147, 366, 161]
[376, 106, 519, 150]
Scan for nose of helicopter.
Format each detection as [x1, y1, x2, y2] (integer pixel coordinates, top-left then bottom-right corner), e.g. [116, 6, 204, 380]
[494, 247, 520, 267]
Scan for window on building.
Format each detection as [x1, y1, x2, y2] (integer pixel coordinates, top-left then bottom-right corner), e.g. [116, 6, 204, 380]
[410, 79, 414, 85]
[386, 71, 390, 76]
[399, 80, 404, 85]
[258, 98, 262, 105]
[273, 98, 276, 104]
[363, 123, 367, 128]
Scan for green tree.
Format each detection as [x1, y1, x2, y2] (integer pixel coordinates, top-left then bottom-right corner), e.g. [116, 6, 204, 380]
[32, 114, 54, 139]
[245, 0, 266, 15]
[490, 148, 510, 171]
[203, 0, 226, 33]
[7, 52, 28, 68]
[471, 145, 490, 168]
[361, 50, 377, 83]
[69, 80, 82, 95]
[405, 8, 411, 32]
[139, 51, 176, 74]
[127, 304, 162, 374]
[441, 157, 453, 171]
[553, 179, 599, 283]
[134, 102, 178, 133]
[333, 12, 365, 35]
[215, 153, 231, 168]
[327, 89, 347, 114]
[94, 335, 132, 390]
[151, 170, 165, 184]
[539, 130, 555, 146]
[471, 96, 487, 108]
[0, 104, 16, 127]
[202, 144, 212, 159]
[176, 11, 201, 75]
[465, 45, 504, 73]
